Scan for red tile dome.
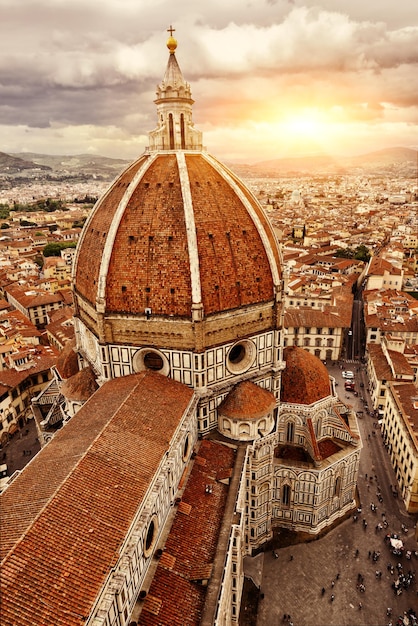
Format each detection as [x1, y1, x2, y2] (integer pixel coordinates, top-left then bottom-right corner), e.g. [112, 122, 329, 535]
[218, 380, 276, 420]
[72, 38, 281, 349]
[74, 152, 280, 320]
[281, 346, 331, 404]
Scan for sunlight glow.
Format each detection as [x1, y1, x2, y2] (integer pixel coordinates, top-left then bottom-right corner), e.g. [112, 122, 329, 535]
[280, 110, 329, 139]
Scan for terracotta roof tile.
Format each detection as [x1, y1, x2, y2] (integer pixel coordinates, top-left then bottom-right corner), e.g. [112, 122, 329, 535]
[0, 371, 194, 626]
[142, 595, 163, 616]
[60, 365, 98, 401]
[138, 439, 236, 626]
[159, 552, 176, 569]
[178, 501, 192, 515]
[74, 153, 279, 320]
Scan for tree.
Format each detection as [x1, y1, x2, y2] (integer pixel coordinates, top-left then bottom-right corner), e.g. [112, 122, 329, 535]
[43, 241, 77, 257]
[335, 245, 371, 262]
[43, 242, 65, 257]
[0, 204, 10, 219]
[353, 244, 371, 262]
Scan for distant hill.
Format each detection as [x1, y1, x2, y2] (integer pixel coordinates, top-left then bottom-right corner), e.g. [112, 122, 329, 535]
[232, 147, 417, 177]
[0, 151, 51, 174]
[9, 152, 131, 179]
[1, 147, 416, 181]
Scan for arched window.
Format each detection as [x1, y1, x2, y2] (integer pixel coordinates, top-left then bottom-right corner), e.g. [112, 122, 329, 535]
[286, 421, 294, 443]
[334, 476, 341, 497]
[282, 484, 290, 506]
[180, 113, 185, 149]
[169, 113, 174, 149]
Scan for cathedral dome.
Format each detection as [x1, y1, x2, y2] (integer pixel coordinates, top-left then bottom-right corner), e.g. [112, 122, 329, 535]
[281, 346, 331, 405]
[73, 37, 281, 351]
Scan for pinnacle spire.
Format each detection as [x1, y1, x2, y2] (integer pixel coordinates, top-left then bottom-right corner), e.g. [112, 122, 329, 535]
[148, 29, 203, 151]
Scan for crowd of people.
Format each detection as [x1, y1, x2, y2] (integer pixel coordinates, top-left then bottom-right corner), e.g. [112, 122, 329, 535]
[349, 478, 417, 626]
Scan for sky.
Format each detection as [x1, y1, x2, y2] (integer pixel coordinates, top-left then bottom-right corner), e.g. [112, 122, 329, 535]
[1, 0, 418, 163]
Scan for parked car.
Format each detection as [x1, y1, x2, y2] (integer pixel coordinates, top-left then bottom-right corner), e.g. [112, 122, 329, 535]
[342, 370, 354, 379]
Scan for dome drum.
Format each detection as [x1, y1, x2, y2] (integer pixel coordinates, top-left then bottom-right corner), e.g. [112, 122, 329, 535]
[218, 413, 275, 441]
[76, 299, 278, 353]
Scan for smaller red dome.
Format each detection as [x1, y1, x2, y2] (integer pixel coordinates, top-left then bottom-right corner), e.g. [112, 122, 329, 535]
[60, 366, 98, 402]
[281, 346, 331, 405]
[56, 339, 79, 380]
[218, 381, 276, 420]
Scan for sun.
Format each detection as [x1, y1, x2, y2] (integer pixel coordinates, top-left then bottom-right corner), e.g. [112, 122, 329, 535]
[281, 109, 328, 138]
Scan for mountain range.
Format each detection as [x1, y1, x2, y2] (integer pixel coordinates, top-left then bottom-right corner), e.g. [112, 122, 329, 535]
[0, 147, 416, 180]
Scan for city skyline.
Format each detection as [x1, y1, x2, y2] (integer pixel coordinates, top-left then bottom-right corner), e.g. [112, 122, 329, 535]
[1, 0, 417, 163]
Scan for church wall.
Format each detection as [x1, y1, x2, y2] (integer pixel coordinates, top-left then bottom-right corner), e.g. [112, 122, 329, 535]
[75, 301, 279, 352]
[75, 318, 281, 383]
[89, 399, 198, 626]
[244, 404, 360, 544]
[211, 447, 249, 626]
[270, 451, 359, 535]
[244, 436, 276, 550]
[75, 317, 283, 436]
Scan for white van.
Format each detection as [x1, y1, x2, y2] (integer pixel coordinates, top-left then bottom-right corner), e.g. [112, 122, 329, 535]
[342, 370, 354, 379]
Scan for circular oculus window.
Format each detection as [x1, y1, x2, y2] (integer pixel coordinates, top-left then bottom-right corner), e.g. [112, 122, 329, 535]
[226, 339, 256, 374]
[133, 348, 170, 376]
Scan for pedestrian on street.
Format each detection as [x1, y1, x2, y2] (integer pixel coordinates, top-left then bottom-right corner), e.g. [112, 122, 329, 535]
[321, 587, 325, 596]
[330, 594, 335, 602]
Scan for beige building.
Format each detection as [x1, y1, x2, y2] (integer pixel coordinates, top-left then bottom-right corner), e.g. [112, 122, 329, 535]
[382, 381, 418, 513]
[365, 256, 404, 291]
[4, 284, 67, 328]
[366, 339, 415, 416]
[363, 289, 418, 346]
[283, 300, 352, 362]
[0, 346, 57, 445]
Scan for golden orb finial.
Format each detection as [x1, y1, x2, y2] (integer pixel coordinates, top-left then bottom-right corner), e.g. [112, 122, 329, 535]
[166, 25, 177, 54]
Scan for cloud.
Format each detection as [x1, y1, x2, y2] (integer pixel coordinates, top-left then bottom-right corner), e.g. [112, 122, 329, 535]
[0, 0, 417, 160]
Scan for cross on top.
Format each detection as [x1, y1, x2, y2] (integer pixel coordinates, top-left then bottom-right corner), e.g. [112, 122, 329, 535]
[167, 25, 175, 37]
